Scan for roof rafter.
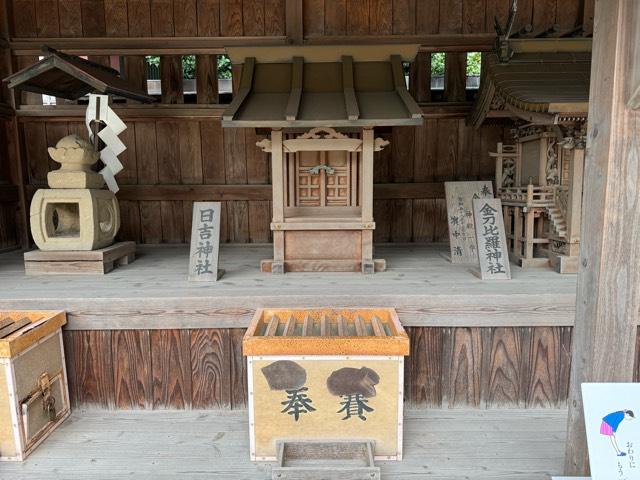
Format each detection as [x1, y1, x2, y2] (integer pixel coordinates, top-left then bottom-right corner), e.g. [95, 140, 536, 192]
[341, 55, 360, 121]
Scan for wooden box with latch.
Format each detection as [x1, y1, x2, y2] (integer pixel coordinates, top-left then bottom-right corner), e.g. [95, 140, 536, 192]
[0, 311, 69, 461]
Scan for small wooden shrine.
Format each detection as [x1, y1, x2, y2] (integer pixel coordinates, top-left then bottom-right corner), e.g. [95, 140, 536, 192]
[470, 38, 591, 273]
[222, 45, 423, 273]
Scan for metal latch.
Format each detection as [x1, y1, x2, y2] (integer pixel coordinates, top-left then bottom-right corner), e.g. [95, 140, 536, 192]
[308, 165, 336, 175]
[39, 373, 56, 422]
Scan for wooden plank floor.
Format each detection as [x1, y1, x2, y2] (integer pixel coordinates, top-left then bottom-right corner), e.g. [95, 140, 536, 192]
[0, 409, 568, 480]
[0, 244, 578, 329]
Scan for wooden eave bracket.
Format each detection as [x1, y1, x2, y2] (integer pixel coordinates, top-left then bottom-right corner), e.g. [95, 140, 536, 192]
[222, 56, 255, 122]
[390, 55, 423, 119]
[285, 56, 304, 121]
[342, 55, 360, 121]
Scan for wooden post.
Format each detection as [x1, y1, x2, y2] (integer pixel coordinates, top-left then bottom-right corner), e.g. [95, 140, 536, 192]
[361, 128, 375, 273]
[566, 148, 584, 244]
[1, 0, 29, 249]
[524, 210, 534, 260]
[285, 0, 303, 45]
[512, 207, 522, 259]
[494, 143, 503, 190]
[564, 0, 640, 475]
[270, 129, 285, 273]
[361, 128, 374, 223]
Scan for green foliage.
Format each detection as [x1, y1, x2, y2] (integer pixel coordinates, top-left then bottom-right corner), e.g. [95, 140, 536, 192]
[431, 53, 445, 76]
[466, 52, 482, 76]
[217, 54, 232, 79]
[430, 52, 481, 77]
[145, 54, 232, 79]
[183, 55, 196, 79]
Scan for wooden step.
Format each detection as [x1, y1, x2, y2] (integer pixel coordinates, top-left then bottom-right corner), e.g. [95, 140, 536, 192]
[272, 439, 380, 480]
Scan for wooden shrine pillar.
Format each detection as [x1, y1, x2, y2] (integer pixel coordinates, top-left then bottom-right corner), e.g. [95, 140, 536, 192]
[564, 0, 640, 475]
[361, 128, 374, 273]
[566, 148, 585, 247]
[271, 129, 285, 274]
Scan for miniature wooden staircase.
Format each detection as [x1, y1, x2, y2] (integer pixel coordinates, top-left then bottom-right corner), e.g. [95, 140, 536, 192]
[547, 206, 568, 239]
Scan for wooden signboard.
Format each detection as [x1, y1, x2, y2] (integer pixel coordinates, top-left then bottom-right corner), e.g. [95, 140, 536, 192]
[472, 198, 511, 280]
[444, 181, 494, 264]
[188, 202, 223, 281]
[582, 383, 640, 480]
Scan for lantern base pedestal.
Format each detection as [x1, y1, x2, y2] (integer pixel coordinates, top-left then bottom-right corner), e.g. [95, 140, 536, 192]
[24, 241, 136, 275]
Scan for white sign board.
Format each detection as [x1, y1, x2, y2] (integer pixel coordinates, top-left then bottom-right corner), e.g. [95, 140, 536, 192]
[188, 202, 223, 281]
[472, 198, 511, 280]
[444, 181, 493, 264]
[582, 383, 640, 480]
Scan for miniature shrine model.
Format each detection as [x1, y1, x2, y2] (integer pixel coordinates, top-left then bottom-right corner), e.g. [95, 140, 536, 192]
[470, 38, 591, 273]
[222, 45, 423, 273]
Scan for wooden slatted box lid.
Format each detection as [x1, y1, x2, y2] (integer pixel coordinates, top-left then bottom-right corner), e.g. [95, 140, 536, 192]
[243, 308, 408, 356]
[0, 311, 67, 359]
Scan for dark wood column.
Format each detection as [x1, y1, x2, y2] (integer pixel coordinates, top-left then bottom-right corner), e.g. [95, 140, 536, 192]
[564, 0, 640, 475]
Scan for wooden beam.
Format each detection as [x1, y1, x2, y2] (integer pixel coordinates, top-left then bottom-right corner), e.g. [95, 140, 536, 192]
[390, 55, 423, 119]
[223, 57, 255, 122]
[306, 34, 496, 52]
[564, 0, 640, 475]
[285, 56, 303, 121]
[341, 55, 360, 121]
[9, 37, 289, 56]
[14, 103, 475, 120]
[16, 104, 228, 119]
[9, 34, 498, 57]
[285, 0, 303, 45]
[58, 182, 445, 202]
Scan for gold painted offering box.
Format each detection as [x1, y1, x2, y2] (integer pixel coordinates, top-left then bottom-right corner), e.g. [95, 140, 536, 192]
[243, 308, 409, 461]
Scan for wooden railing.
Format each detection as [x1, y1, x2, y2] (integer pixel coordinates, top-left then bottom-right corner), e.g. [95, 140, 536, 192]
[499, 185, 555, 207]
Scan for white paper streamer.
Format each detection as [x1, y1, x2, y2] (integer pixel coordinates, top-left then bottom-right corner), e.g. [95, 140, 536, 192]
[86, 94, 127, 193]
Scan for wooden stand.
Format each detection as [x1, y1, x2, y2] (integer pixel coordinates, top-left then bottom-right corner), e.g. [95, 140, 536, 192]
[272, 439, 380, 480]
[24, 241, 136, 275]
[258, 128, 389, 274]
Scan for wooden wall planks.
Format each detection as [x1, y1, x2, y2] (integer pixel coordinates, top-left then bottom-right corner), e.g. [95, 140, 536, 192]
[300, 0, 586, 36]
[6, 0, 586, 38]
[61, 326, 582, 409]
[18, 116, 505, 245]
[64, 328, 248, 410]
